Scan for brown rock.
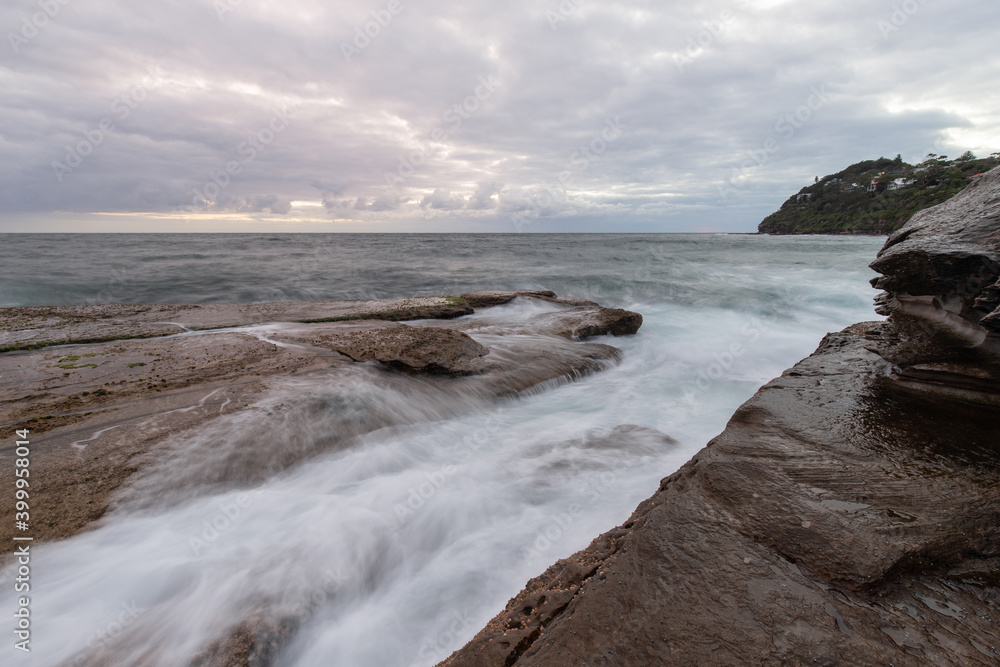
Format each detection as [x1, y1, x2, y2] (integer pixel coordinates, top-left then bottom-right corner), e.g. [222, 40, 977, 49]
[0, 296, 473, 352]
[0, 332, 320, 555]
[532, 306, 643, 339]
[456, 290, 558, 308]
[1, 291, 642, 556]
[870, 164, 1000, 339]
[305, 325, 489, 374]
[190, 615, 296, 667]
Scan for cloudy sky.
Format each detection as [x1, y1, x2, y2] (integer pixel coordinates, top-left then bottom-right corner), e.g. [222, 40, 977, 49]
[1, 0, 997, 232]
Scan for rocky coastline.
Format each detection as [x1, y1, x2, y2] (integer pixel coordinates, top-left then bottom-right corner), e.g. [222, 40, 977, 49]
[0, 292, 641, 559]
[3, 166, 999, 664]
[441, 167, 1000, 665]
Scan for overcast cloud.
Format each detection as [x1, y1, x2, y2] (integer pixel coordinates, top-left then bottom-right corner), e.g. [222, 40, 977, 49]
[1, 0, 997, 232]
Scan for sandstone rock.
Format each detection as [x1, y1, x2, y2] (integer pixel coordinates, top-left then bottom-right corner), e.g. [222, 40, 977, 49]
[532, 306, 643, 339]
[3, 292, 644, 552]
[190, 614, 296, 667]
[869, 164, 1000, 403]
[871, 164, 1000, 337]
[467, 336, 622, 396]
[0, 297, 473, 352]
[415, 292, 642, 340]
[298, 325, 489, 375]
[456, 290, 558, 308]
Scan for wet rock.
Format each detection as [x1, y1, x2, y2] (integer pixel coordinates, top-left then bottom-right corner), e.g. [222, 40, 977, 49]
[456, 290, 558, 308]
[0, 333, 320, 555]
[466, 335, 622, 396]
[295, 325, 489, 375]
[602, 423, 678, 447]
[190, 615, 296, 667]
[456, 290, 603, 309]
[0, 297, 473, 352]
[869, 164, 1000, 401]
[532, 306, 643, 339]
[2, 292, 642, 553]
[413, 292, 642, 340]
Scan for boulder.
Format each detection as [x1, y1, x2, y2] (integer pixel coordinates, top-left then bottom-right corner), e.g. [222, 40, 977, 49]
[530, 306, 643, 339]
[317, 325, 489, 375]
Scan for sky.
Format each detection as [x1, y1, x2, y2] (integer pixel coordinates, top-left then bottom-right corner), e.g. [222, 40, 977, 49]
[1, 0, 998, 233]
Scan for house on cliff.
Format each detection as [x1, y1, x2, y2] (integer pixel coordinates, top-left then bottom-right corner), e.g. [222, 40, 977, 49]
[887, 178, 916, 191]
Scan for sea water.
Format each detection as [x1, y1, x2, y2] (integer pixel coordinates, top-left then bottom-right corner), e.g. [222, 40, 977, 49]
[0, 233, 884, 665]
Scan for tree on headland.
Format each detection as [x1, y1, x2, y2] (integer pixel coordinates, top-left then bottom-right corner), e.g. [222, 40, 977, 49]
[758, 151, 1000, 235]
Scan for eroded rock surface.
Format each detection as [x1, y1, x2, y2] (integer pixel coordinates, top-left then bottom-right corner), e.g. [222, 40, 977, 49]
[0, 291, 640, 562]
[279, 324, 489, 374]
[531, 306, 643, 339]
[0, 297, 474, 352]
[872, 165, 1000, 338]
[871, 165, 1000, 405]
[456, 290, 561, 308]
[426, 296, 643, 341]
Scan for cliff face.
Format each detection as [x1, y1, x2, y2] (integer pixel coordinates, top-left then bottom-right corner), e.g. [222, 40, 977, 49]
[442, 167, 1000, 666]
[871, 167, 1000, 338]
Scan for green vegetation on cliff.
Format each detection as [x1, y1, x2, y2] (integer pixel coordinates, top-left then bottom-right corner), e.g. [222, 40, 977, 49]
[758, 152, 1000, 235]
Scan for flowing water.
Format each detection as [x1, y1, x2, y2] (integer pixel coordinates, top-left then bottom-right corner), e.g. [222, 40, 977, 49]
[0, 233, 885, 665]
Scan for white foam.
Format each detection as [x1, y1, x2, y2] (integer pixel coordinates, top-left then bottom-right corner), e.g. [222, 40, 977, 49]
[0, 239, 884, 666]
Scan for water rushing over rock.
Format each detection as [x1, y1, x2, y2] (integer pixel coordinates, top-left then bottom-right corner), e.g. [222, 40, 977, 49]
[0, 237, 886, 666]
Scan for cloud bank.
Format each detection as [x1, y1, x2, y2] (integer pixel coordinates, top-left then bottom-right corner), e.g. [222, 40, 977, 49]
[1, 0, 998, 232]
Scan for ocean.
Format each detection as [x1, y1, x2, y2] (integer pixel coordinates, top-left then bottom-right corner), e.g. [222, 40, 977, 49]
[0, 233, 884, 665]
